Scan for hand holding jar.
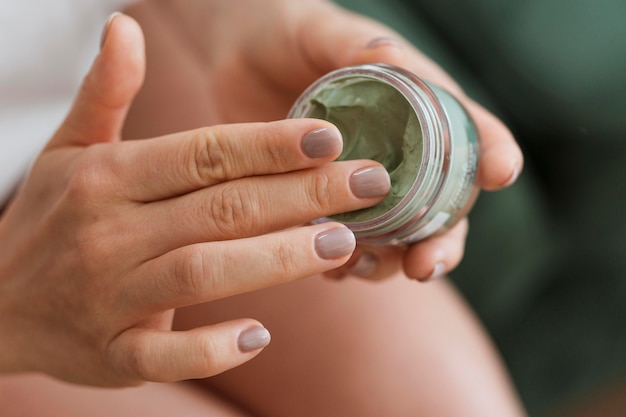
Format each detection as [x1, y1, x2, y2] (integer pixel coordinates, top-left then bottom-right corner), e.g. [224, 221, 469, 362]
[0, 14, 391, 386]
[148, 0, 523, 282]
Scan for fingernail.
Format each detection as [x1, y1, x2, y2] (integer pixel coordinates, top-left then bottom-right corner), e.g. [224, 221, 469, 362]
[301, 127, 343, 158]
[100, 12, 122, 50]
[238, 326, 271, 353]
[366, 36, 402, 49]
[423, 262, 446, 282]
[501, 166, 520, 188]
[315, 227, 356, 259]
[350, 166, 391, 198]
[349, 252, 378, 278]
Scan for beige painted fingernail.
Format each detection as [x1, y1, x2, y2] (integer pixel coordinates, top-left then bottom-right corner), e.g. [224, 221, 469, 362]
[366, 37, 402, 49]
[423, 262, 446, 282]
[238, 326, 271, 352]
[350, 166, 391, 199]
[315, 227, 356, 259]
[100, 12, 122, 50]
[301, 127, 343, 158]
[349, 252, 379, 278]
[501, 166, 520, 188]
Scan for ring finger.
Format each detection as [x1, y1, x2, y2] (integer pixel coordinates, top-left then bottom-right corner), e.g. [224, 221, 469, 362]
[123, 223, 357, 314]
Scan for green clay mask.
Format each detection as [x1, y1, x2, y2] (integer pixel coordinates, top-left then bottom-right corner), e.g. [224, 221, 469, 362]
[306, 78, 423, 222]
[289, 64, 480, 246]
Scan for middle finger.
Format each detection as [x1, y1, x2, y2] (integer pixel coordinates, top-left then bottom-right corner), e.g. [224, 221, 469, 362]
[135, 159, 391, 257]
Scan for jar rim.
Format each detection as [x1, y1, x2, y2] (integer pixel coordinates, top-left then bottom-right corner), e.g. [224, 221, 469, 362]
[289, 63, 452, 233]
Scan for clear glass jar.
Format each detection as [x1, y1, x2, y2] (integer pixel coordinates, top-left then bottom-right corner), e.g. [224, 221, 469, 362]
[288, 64, 480, 246]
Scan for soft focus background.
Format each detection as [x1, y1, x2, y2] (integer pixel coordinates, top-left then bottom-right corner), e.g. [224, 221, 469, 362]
[335, 0, 626, 414]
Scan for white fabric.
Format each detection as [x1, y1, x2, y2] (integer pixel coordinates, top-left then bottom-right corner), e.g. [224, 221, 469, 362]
[0, 0, 134, 204]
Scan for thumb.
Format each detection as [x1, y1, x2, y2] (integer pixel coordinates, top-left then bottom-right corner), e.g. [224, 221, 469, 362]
[299, 4, 407, 74]
[48, 13, 145, 149]
[299, 4, 464, 96]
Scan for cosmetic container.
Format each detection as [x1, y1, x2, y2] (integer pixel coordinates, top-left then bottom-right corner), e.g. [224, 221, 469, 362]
[288, 64, 480, 245]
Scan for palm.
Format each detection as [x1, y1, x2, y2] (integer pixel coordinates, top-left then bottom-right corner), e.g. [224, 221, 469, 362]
[202, 21, 322, 122]
[205, 53, 311, 124]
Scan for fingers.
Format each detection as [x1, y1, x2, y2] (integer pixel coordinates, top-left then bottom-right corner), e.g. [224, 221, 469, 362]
[125, 223, 356, 312]
[135, 159, 389, 255]
[108, 319, 271, 382]
[324, 246, 404, 282]
[298, 3, 465, 93]
[465, 100, 524, 191]
[402, 218, 469, 281]
[48, 13, 145, 149]
[298, 4, 523, 192]
[114, 119, 343, 201]
[298, 4, 407, 74]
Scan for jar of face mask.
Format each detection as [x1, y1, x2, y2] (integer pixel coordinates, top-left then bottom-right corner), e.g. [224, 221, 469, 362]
[288, 63, 480, 246]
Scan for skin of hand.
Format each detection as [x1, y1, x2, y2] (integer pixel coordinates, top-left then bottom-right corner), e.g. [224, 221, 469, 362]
[152, 0, 524, 281]
[0, 15, 392, 386]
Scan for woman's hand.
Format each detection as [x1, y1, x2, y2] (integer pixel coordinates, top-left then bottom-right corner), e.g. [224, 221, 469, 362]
[155, 0, 523, 281]
[0, 15, 390, 386]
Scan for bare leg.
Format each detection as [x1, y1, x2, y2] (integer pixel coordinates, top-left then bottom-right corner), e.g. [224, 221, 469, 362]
[121, 3, 526, 415]
[0, 374, 250, 417]
[176, 274, 527, 417]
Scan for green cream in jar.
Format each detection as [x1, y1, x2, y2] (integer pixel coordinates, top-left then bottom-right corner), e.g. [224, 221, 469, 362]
[288, 64, 480, 246]
[306, 79, 422, 222]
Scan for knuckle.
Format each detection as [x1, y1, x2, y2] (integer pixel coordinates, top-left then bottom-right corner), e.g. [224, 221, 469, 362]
[308, 171, 335, 213]
[65, 151, 109, 204]
[171, 246, 214, 299]
[109, 333, 157, 382]
[256, 127, 290, 168]
[207, 185, 258, 236]
[190, 333, 221, 374]
[63, 144, 127, 207]
[191, 129, 232, 184]
[271, 238, 299, 279]
[265, 144, 290, 169]
[127, 341, 158, 382]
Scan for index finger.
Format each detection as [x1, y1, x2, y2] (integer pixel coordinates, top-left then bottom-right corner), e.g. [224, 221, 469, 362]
[112, 119, 343, 201]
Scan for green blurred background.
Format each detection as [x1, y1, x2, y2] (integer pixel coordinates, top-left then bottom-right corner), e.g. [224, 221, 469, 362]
[334, 0, 626, 414]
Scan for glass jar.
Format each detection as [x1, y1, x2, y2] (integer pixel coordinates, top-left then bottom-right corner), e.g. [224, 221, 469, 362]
[288, 64, 480, 246]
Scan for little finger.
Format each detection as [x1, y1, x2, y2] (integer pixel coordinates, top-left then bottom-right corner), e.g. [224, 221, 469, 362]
[107, 319, 270, 383]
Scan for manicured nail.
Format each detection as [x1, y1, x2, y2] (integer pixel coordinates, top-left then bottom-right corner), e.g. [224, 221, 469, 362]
[301, 127, 343, 158]
[238, 326, 271, 352]
[366, 36, 402, 49]
[349, 252, 379, 278]
[501, 166, 520, 188]
[350, 166, 391, 198]
[315, 227, 356, 259]
[100, 12, 122, 50]
[424, 262, 446, 282]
